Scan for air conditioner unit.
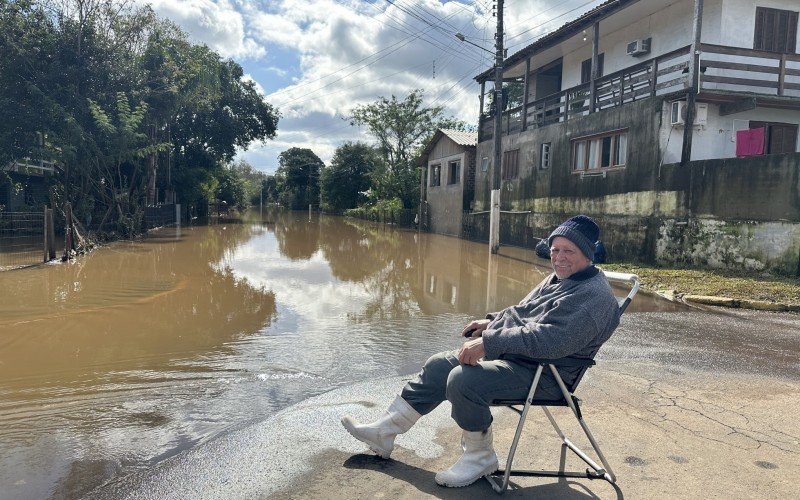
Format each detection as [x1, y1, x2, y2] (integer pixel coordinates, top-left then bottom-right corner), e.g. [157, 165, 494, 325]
[670, 101, 708, 126]
[626, 38, 651, 56]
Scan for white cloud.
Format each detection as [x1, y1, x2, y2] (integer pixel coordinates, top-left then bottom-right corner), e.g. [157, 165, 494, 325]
[146, 0, 265, 59]
[150, 0, 606, 172]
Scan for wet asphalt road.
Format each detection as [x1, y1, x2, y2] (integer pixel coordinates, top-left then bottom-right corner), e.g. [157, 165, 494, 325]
[84, 304, 800, 499]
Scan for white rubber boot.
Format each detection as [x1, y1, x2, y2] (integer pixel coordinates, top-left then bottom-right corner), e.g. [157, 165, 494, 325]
[435, 427, 499, 487]
[341, 395, 421, 459]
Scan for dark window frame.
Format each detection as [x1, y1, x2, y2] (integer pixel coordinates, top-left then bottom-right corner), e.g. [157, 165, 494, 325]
[754, 6, 798, 54]
[581, 53, 605, 84]
[540, 142, 552, 169]
[501, 149, 520, 180]
[571, 129, 629, 172]
[749, 121, 798, 154]
[430, 163, 441, 187]
[447, 160, 460, 185]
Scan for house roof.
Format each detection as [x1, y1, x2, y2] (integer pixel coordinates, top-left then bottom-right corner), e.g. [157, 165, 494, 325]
[440, 129, 478, 147]
[420, 128, 478, 160]
[475, 0, 634, 82]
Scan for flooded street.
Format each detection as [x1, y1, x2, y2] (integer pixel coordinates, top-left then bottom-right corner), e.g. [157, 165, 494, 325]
[0, 211, 744, 499]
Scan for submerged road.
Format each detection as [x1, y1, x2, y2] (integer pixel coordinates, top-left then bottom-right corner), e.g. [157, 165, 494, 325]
[87, 305, 800, 499]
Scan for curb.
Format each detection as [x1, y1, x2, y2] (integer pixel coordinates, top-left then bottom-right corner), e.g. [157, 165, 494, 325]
[662, 291, 800, 312]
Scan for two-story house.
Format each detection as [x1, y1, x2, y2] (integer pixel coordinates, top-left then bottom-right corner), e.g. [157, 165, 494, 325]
[470, 0, 800, 273]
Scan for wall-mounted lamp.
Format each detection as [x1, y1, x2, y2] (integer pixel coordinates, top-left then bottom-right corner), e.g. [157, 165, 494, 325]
[582, 30, 587, 42]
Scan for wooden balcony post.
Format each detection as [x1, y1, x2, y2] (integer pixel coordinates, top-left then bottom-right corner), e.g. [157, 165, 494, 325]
[778, 54, 786, 96]
[522, 57, 530, 131]
[589, 21, 599, 113]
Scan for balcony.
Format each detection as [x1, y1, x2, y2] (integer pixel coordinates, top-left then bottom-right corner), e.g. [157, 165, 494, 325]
[479, 44, 800, 142]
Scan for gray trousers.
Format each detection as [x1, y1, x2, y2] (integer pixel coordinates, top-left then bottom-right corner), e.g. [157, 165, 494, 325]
[400, 350, 562, 432]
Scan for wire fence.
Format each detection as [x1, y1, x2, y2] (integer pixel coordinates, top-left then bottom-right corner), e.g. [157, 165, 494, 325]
[144, 204, 178, 230]
[345, 207, 417, 228]
[462, 211, 538, 249]
[0, 211, 44, 269]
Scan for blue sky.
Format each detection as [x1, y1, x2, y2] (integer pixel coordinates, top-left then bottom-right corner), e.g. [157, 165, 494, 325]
[142, 0, 605, 174]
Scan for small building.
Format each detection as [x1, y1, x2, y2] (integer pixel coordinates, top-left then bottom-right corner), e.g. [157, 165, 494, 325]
[1, 160, 56, 210]
[471, 0, 800, 273]
[419, 129, 478, 237]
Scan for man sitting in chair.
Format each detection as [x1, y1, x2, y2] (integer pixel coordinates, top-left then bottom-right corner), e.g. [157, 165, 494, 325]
[341, 215, 620, 488]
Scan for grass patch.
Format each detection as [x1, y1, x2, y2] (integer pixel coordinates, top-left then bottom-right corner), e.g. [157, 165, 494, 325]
[600, 262, 800, 305]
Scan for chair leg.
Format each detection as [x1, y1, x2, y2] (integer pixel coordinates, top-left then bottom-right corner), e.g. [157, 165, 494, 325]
[548, 365, 617, 483]
[485, 364, 544, 494]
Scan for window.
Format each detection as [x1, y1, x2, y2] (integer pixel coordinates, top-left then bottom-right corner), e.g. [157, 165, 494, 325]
[540, 143, 551, 169]
[480, 157, 489, 172]
[572, 130, 629, 171]
[448, 160, 460, 185]
[430, 163, 441, 187]
[580, 53, 605, 84]
[501, 149, 519, 180]
[749, 121, 798, 154]
[754, 7, 798, 54]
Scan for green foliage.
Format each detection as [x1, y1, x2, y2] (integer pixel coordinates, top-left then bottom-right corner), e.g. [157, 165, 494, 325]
[349, 90, 463, 208]
[276, 148, 323, 210]
[320, 142, 376, 212]
[0, 0, 280, 235]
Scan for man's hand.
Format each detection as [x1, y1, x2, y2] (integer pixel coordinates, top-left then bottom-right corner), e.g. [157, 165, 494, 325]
[458, 337, 486, 366]
[461, 318, 490, 338]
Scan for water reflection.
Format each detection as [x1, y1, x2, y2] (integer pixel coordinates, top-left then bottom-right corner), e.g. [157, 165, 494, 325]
[0, 210, 683, 499]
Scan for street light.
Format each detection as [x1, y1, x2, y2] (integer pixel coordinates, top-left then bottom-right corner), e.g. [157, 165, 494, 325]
[455, 33, 494, 55]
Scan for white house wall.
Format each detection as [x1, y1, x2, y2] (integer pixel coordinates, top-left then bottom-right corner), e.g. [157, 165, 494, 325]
[720, 0, 800, 53]
[659, 102, 800, 163]
[525, 0, 800, 99]
[560, 0, 724, 91]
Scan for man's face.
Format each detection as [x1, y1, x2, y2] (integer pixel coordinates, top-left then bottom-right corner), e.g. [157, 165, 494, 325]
[550, 236, 592, 279]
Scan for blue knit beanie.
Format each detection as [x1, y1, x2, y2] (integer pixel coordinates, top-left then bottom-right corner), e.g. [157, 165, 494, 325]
[547, 215, 599, 260]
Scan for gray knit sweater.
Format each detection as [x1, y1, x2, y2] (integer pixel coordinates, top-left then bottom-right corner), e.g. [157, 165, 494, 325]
[482, 265, 620, 362]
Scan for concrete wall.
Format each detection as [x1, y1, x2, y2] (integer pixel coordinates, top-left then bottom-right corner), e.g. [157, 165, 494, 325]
[473, 93, 800, 274]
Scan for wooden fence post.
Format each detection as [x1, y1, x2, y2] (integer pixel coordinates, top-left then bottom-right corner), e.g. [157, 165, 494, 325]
[64, 202, 74, 258]
[47, 208, 56, 260]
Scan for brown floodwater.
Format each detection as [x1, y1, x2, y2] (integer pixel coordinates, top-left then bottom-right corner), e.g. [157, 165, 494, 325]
[0, 211, 683, 499]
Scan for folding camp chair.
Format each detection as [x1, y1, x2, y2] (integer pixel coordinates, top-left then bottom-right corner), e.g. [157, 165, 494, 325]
[485, 270, 640, 494]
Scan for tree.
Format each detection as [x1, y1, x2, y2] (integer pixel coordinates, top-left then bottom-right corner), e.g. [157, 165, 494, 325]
[320, 142, 377, 212]
[216, 164, 249, 212]
[349, 89, 460, 208]
[276, 148, 323, 210]
[87, 92, 170, 234]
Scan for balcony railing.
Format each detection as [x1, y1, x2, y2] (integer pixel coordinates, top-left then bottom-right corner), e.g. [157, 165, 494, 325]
[699, 43, 800, 97]
[480, 43, 800, 142]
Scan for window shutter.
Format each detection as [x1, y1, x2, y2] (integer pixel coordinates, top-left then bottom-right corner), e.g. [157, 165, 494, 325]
[754, 7, 798, 53]
[788, 11, 798, 54]
[777, 10, 789, 53]
[754, 7, 765, 50]
[581, 59, 591, 84]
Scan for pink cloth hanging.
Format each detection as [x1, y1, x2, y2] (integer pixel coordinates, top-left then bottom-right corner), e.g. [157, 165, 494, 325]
[736, 127, 765, 157]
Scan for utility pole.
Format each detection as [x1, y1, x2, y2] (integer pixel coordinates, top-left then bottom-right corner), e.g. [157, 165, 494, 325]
[681, 0, 704, 165]
[489, 0, 504, 254]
